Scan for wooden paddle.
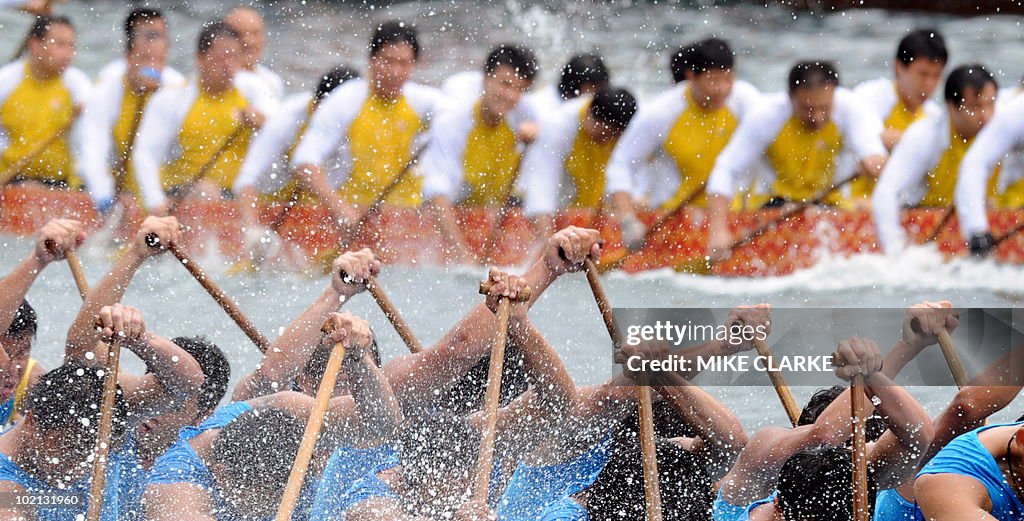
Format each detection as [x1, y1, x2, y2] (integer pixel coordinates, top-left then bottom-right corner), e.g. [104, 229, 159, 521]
[110, 91, 153, 194]
[274, 319, 348, 521]
[851, 371, 869, 521]
[340, 144, 427, 249]
[0, 118, 75, 186]
[473, 280, 531, 503]
[991, 220, 1024, 250]
[675, 175, 858, 275]
[166, 125, 247, 214]
[910, 315, 967, 388]
[754, 338, 801, 427]
[581, 258, 663, 520]
[45, 239, 89, 299]
[337, 269, 424, 354]
[85, 328, 122, 521]
[145, 233, 270, 352]
[923, 207, 954, 244]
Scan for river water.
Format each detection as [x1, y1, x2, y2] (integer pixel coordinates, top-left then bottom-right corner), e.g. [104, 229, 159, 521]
[2, 1, 1024, 430]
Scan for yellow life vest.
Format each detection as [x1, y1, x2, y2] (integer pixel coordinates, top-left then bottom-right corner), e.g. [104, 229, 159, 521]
[11, 358, 36, 417]
[563, 104, 615, 208]
[111, 80, 151, 197]
[0, 63, 78, 186]
[338, 93, 424, 207]
[919, 125, 973, 207]
[850, 89, 925, 198]
[162, 86, 252, 191]
[662, 86, 738, 209]
[766, 118, 844, 204]
[461, 103, 520, 207]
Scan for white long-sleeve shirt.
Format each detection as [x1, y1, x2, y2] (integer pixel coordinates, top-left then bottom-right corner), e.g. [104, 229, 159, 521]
[520, 97, 588, 216]
[853, 77, 942, 123]
[76, 59, 185, 205]
[706, 88, 886, 198]
[440, 70, 543, 124]
[238, 63, 285, 105]
[605, 80, 761, 207]
[955, 97, 1024, 239]
[132, 73, 278, 209]
[233, 92, 311, 195]
[872, 111, 953, 252]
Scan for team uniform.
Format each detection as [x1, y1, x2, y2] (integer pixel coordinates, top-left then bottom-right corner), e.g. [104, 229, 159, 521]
[847, 78, 940, 198]
[289, 78, 443, 207]
[872, 111, 993, 252]
[955, 97, 1024, 241]
[308, 444, 398, 521]
[0, 60, 91, 187]
[520, 97, 617, 217]
[605, 80, 761, 210]
[234, 92, 317, 200]
[238, 63, 286, 104]
[132, 73, 278, 210]
[77, 59, 185, 208]
[706, 89, 886, 206]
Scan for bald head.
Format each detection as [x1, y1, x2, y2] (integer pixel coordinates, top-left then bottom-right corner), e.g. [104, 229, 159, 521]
[224, 6, 264, 69]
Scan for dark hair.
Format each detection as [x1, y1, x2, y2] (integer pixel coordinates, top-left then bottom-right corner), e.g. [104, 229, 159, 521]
[397, 413, 481, 488]
[799, 385, 888, 443]
[211, 408, 305, 497]
[124, 8, 163, 53]
[944, 64, 997, 107]
[369, 20, 419, 60]
[484, 44, 539, 85]
[435, 344, 528, 415]
[590, 86, 637, 132]
[26, 363, 129, 442]
[788, 60, 840, 94]
[897, 28, 948, 66]
[4, 300, 37, 339]
[314, 65, 360, 104]
[303, 330, 381, 387]
[197, 20, 239, 55]
[778, 445, 877, 520]
[28, 15, 73, 41]
[587, 439, 713, 520]
[671, 38, 735, 83]
[558, 53, 609, 100]
[172, 336, 231, 418]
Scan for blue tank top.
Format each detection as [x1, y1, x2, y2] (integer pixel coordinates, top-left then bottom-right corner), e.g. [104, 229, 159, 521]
[872, 488, 916, 521]
[0, 396, 15, 428]
[319, 472, 401, 521]
[917, 422, 1024, 521]
[113, 431, 147, 521]
[496, 434, 614, 521]
[309, 444, 399, 521]
[538, 497, 589, 520]
[712, 489, 777, 521]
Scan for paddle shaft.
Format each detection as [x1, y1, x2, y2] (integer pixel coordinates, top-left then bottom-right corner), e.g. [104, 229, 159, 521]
[111, 91, 152, 188]
[0, 118, 75, 186]
[993, 219, 1024, 249]
[275, 340, 347, 521]
[146, 234, 270, 352]
[753, 338, 801, 427]
[85, 337, 122, 521]
[937, 329, 968, 388]
[600, 185, 708, 274]
[167, 125, 247, 214]
[851, 373, 869, 521]
[924, 207, 955, 243]
[581, 259, 662, 519]
[45, 239, 89, 299]
[366, 276, 424, 354]
[342, 144, 427, 247]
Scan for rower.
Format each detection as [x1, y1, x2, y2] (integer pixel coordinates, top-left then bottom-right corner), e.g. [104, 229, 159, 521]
[421, 44, 539, 262]
[290, 21, 444, 235]
[224, 6, 285, 103]
[605, 38, 762, 248]
[233, 65, 358, 247]
[133, 20, 276, 215]
[872, 65, 997, 253]
[77, 8, 186, 214]
[847, 28, 947, 200]
[144, 312, 401, 521]
[521, 86, 638, 237]
[704, 61, 887, 261]
[0, 15, 91, 189]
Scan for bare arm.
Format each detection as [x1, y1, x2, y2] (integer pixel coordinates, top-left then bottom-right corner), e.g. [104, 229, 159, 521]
[294, 164, 356, 234]
[1, 219, 84, 335]
[863, 371, 934, 489]
[915, 474, 997, 521]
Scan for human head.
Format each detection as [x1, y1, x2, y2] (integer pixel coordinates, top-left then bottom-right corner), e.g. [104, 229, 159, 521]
[196, 20, 242, 93]
[210, 408, 305, 517]
[587, 439, 713, 520]
[558, 53, 609, 100]
[295, 330, 381, 395]
[124, 8, 168, 72]
[367, 20, 419, 101]
[798, 385, 888, 442]
[481, 44, 538, 121]
[136, 336, 231, 461]
[436, 345, 528, 415]
[777, 445, 876, 520]
[894, 29, 947, 110]
[788, 60, 840, 131]
[674, 38, 736, 109]
[314, 65, 360, 104]
[1, 301, 37, 402]
[584, 86, 637, 143]
[25, 15, 76, 79]
[25, 363, 129, 455]
[397, 413, 481, 512]
[224, 6, 265, 70]
[944, 64, 997, 140]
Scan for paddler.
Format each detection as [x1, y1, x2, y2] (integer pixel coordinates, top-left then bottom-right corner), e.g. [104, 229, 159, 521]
[420, 44, 539, 262]
[224, 6, 286, 103]
[704, 61, 887, 261]
[846, 28, 947, 201]
[132, 20, 276, 215]
[520, 85, 638, 238]
[77, 8, 186, 214]
[604, 38, 763, 248]
[289, 21, 444, 236]
[0, 15, 91, 189]
[872, 65, 997, 253]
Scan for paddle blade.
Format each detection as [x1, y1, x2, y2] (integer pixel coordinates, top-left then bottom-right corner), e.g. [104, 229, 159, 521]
[673, 256, 713, 275]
